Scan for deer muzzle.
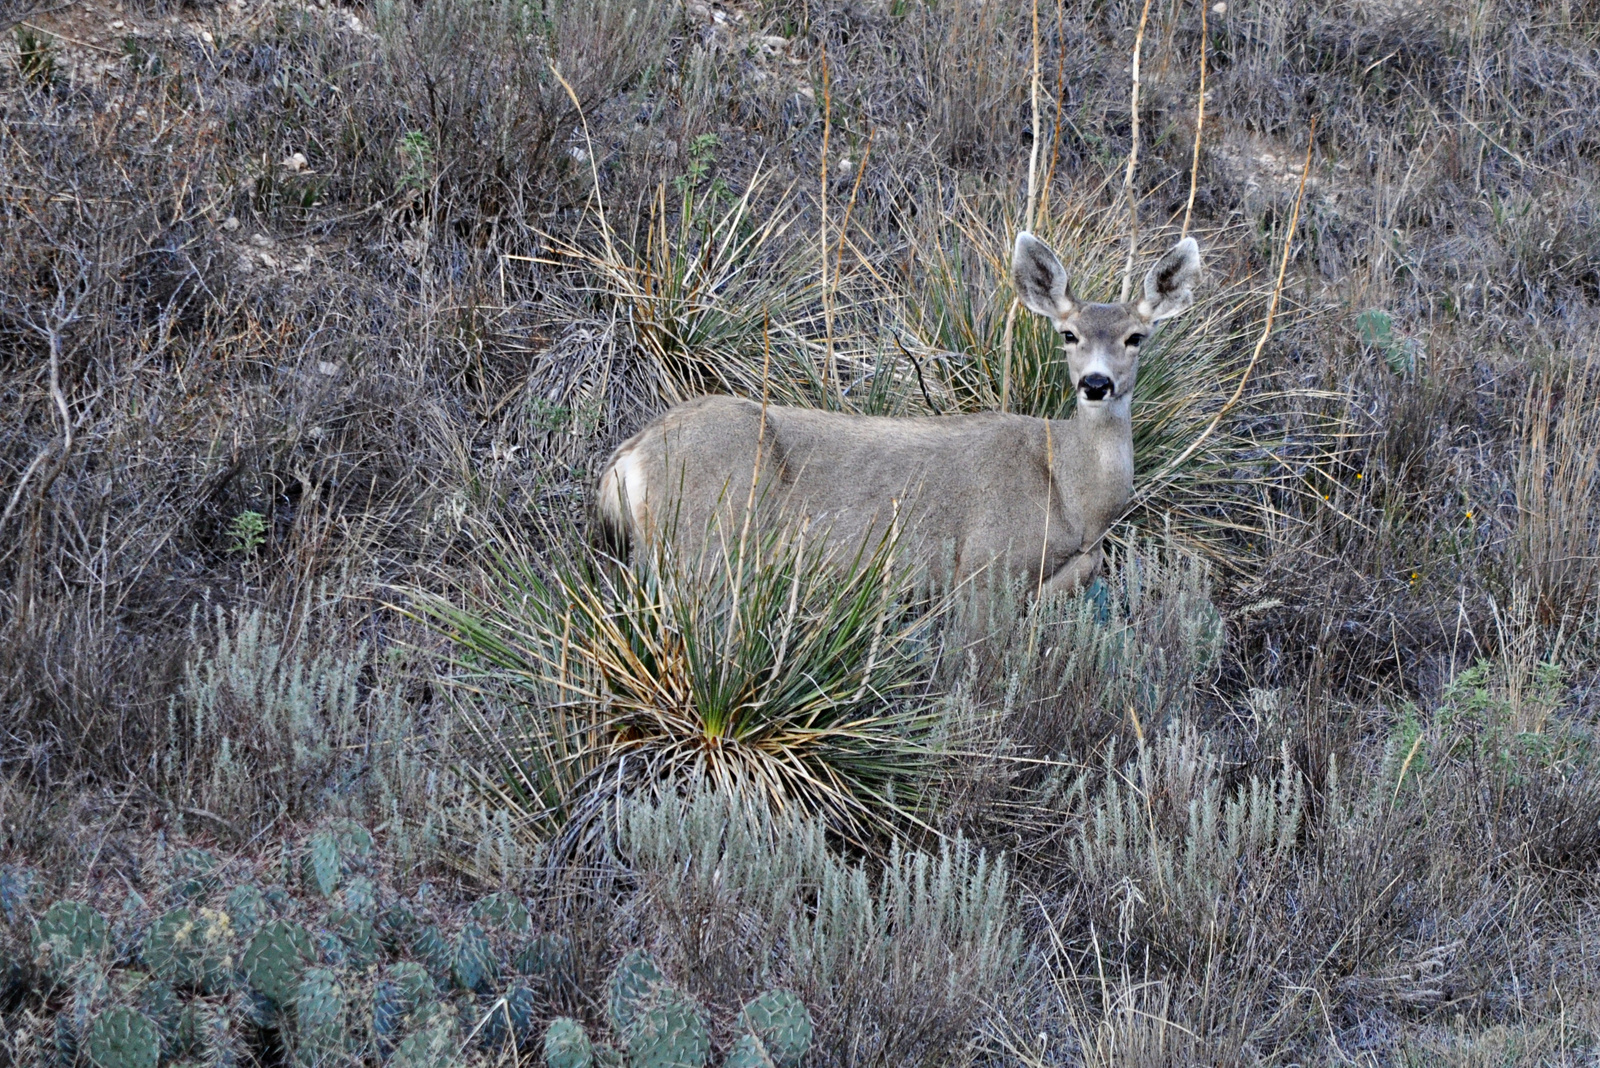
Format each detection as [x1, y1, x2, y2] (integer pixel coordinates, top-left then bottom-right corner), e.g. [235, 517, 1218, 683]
[1079, 373, 1114, 402]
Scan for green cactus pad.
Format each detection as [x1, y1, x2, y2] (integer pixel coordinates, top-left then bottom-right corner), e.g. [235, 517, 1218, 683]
[334, 876, 377, 916]
[468, 891, 531, 934]
[294, 967, 347, 1058]
[302, 831, 342, 898]
[34, 900, 109, 980]
[143, 908, 235, 992]
[174, 1000, 229, 1063]
[328, 908, 379, 968]
[388, 960, 435, 1006]
[724, 1034, 776, 1068]
[513, 933, 573, 980]
[452, 924, 496, 993]
[543, 1017, 592, 1068]
[173, 849, 221, 902]
[84, 1006, 160, 1068]
[0, 864, 37, 923]
[481, 983, 538, 1051]
[132, 979, 182, 1055]
[607, 949, 667, 1035]
[621, 984, 710, 1068]
[223, 884, 267, 934]
[390, 1007, 458, 1068]
[327, 820, 374, 861]
[412, 924, 452, 981]
[736, 991, 812, 1068]
[241, 920, 316, 1008]
[377, 904, 417, 952]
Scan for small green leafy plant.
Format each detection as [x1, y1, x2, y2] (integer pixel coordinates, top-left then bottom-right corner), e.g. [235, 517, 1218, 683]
[1356, 308, 1422, 375]
[398, 130, 434, 192]
[227, 510, 267, 555]
[15, 26, 56, 90]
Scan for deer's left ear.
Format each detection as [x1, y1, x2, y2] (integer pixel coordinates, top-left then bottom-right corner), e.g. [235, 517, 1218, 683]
[1137, 237, 1202, 322]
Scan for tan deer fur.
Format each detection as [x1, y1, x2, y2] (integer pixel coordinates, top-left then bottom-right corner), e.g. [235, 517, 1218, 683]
[594, 234, 1202, 595]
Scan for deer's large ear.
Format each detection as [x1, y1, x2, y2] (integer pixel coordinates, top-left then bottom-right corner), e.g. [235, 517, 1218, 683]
[1012, 232, 1077, 322]
[1138, 237, 1202, 321]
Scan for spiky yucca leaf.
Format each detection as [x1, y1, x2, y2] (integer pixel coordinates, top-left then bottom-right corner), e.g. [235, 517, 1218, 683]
[412, 519, 946, 852]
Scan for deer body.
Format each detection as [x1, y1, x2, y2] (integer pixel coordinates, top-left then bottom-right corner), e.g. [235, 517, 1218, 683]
[595, 234, 1201, 594]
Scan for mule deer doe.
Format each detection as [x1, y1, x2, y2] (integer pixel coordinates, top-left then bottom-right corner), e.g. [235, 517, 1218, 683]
[595, 233, 1202, 594]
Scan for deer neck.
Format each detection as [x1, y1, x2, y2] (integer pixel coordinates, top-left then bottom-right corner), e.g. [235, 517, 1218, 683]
[1068, 395, 1132, 459]
[1051, 396, 1134, 515]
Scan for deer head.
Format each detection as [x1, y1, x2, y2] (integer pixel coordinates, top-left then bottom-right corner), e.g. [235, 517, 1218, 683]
[1011, 233, 1202, 408]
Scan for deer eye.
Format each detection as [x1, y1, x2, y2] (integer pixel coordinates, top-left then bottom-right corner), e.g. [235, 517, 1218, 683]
[1126, 333, 1147, 347]
[1060, 330, 1079, 345]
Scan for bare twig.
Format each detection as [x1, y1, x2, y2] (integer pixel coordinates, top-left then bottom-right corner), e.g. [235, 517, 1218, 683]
[833, 128, 875, 277]
[1008, 0, 1046, 416]
[1041, 0, 1068, 212]
[894, 334, 944, 415]
[549, 62, 618, 267]
[1119, 0, 1156, 303]
[1026, 0, 1043, 233]
[820, 46, 838, 406]
[1134, 118, 1318, 504]
[1182, 0, 1208, 238]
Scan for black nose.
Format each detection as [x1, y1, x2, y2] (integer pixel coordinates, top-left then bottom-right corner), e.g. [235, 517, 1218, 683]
[1079, 373, 1114, 401]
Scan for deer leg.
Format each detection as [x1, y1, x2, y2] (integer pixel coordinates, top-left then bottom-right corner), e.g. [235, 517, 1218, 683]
[1039, 545, 1104, 598]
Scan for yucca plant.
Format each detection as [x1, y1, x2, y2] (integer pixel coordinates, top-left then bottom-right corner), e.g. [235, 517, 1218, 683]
[412, 517, 948, 854]
[544, 171, 836, 408]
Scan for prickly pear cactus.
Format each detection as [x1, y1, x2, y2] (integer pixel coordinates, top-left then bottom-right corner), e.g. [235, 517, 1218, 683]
[543, 1017, 593, 1068]
[302, 831, 342, 898]
[514, 933, 573, 981]
[451, 923, 496, 993]
[133, 979, 182, 1056]
[241, 919, 316, 1008]
[468, 891, 531, 934]
[736, 991, 812, 1068]
[327, 819, 374, 862]
[328, 908, 379, 968]
[0, 864, 36, 923]
[143, 908, 235, 992]
[223, 884, 267, 935]
[390, 1005, 458, 1068]
[177, 1000, 235, 1068]
[84, 1006, 161, 1068]
[412, 924, 452, 983]
[173, 849, 221, 902]
[294, 967, 347, 1062]
[33, 900, 109, 981]
[607, 949, 667, 1035]
[480, 983, 537, 1052]
[377, 903, 418, 953]
[334, 876, 377, 916]
[723, 1033, 776, 1068]
[621, 983, 710, 1068]
[391, 960, 436, 1006]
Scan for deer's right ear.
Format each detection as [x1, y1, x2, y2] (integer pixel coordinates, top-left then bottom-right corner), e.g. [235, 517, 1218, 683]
[1012, 233, 1077, 322]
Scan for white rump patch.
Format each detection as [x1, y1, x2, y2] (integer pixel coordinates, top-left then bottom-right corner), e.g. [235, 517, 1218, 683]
[601, 447, 651, 535]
